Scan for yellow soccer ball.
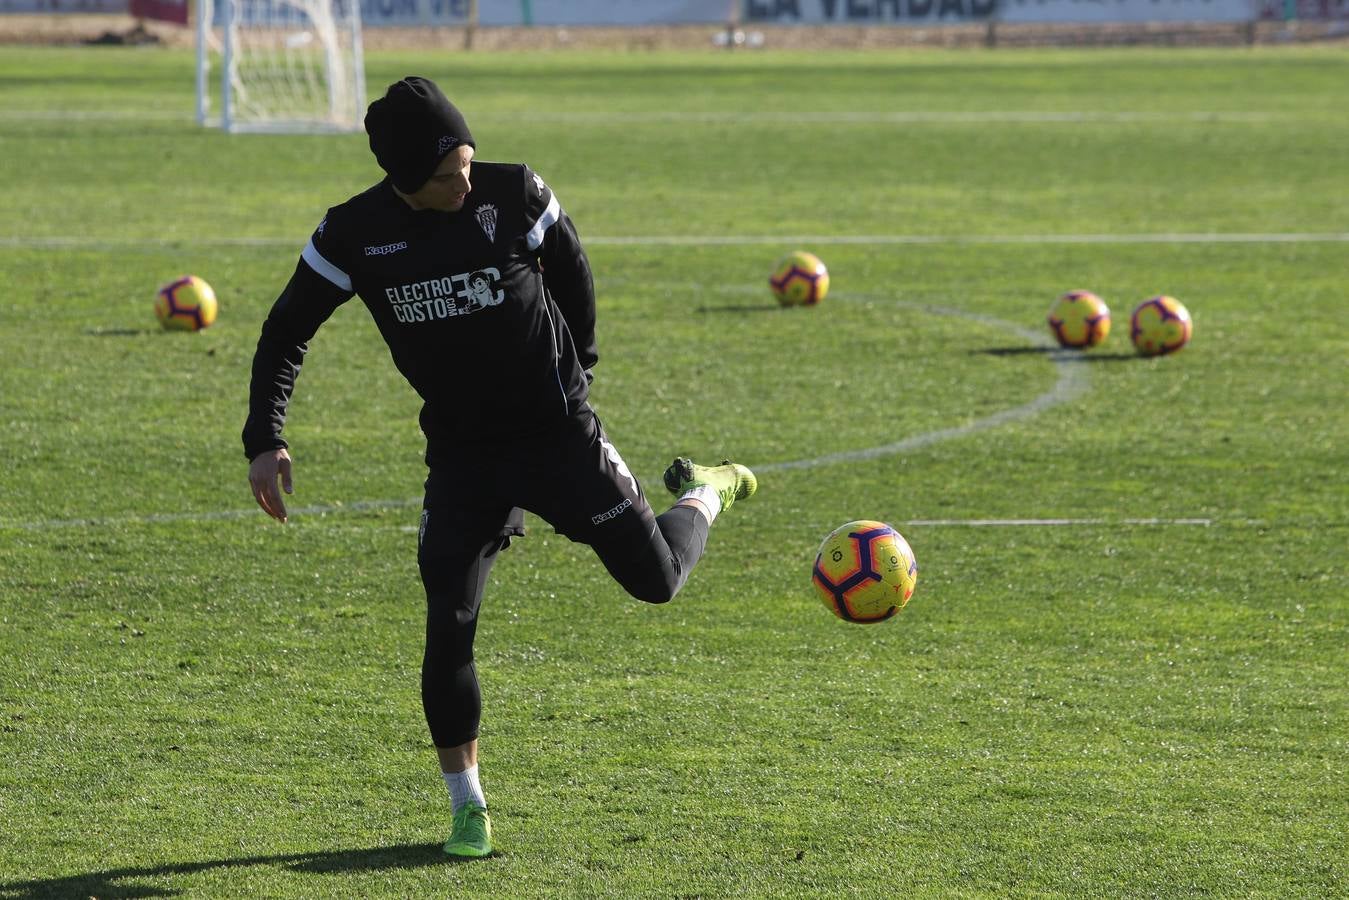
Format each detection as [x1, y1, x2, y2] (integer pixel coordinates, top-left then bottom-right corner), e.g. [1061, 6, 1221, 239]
[1130, 295, 1192, 356]
[769, 251, 829, 307]
[155, 275, 218, 331]
[1047, 290, 1111, 349]
[812, 520, 918, 624]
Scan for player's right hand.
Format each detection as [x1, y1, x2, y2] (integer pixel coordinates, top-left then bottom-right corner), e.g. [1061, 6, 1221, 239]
[248, 448, 294, 523]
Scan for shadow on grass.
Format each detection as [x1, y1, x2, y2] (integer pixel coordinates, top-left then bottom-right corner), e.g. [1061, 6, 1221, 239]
[84, 327, 154, 337]
[974, 345, 1138, 362]
[694, 303, 781, 313]
[0, 842, 460, 899]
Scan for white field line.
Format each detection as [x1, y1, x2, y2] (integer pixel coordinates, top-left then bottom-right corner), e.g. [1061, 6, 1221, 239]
[904, 517, 1215, 527]
[4, 233, 1349, 251]
[378, 517, 1222, 532]
[588, 232, 1349, 247]
[0, 109, 1295, 124]
[3, 507, 1232, 532]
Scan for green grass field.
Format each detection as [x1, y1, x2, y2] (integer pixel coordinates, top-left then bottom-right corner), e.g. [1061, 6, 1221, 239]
[1, 44, 1346, 898]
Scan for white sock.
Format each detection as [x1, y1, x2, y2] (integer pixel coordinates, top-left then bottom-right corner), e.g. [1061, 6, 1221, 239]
[680, 484, 721, 523]
[442, 764, 487, 812]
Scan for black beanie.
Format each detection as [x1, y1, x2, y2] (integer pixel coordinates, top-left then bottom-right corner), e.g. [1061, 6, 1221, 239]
[365, 76, 475, 194]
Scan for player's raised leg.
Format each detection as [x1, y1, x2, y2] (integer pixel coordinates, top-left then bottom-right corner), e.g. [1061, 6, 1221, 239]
[588, 454, 757, 604]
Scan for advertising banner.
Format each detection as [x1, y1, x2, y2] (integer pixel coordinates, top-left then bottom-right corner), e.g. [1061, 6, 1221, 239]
[743, 0, 996, 20]
[744, 0, 1252, 22]
[356, 0, 733, 27]
[999, 0, 1254, 23]
[480, 0, 735, 25]
[358, 0, 467, 25]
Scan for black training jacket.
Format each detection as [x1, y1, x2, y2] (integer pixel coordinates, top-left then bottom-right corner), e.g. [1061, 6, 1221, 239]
[242, 162, 597, 460]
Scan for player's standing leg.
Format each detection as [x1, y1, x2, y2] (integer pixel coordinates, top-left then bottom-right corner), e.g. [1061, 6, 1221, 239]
[418, 469, 519, 859]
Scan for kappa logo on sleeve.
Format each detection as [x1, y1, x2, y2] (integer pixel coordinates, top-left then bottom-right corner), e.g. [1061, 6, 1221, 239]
[590, 498, 632, 525]
[364, 240, 408, 256]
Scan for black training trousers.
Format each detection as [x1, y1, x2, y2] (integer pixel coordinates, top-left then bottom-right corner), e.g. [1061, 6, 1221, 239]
[417, 406, 709, 748]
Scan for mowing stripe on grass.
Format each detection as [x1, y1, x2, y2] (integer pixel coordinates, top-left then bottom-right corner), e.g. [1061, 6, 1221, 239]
[512, 110, 1292, 124]
[0, 109, 1302, 124]
[4, 233, 1347, 251]
[0, 497, 424, 531]
[5, 301, 1088, 531]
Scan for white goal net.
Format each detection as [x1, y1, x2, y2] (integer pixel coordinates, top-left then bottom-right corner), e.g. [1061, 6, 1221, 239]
[196, 0, 366, 133]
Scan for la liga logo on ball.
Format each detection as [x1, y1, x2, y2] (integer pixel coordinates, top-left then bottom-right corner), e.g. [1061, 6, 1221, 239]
[155, 275, 218, 331]
[812, 520, 918, 624]
[769, 251, 829, 307]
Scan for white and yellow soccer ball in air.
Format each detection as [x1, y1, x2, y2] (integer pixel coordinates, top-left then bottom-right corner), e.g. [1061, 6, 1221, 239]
[1047, 290, 1111, 349]
[812, 520, 918, 624]
[155, 275, 218, 331]
[769, 251, 829, 307]
[1130, 295, 1192, 356]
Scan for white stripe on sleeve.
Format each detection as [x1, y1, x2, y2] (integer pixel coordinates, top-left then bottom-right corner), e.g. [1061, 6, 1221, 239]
[301, 238, 353, 292]
[525, 193, 561, 251]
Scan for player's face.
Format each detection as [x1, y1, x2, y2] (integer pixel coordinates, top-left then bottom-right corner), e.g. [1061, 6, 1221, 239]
[404, 145, 474, 212]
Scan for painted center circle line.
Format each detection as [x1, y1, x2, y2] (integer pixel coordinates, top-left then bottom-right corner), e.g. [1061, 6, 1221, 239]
[755, 296, 1087, 474]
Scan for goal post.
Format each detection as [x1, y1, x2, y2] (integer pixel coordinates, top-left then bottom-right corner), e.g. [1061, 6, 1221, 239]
[196, 0, 366, 134]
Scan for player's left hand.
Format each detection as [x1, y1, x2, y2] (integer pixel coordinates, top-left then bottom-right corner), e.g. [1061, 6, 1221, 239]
[248, 448, 294, 523]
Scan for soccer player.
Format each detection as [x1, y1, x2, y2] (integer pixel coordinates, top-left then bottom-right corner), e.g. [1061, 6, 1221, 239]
[242, 76, 756, 859]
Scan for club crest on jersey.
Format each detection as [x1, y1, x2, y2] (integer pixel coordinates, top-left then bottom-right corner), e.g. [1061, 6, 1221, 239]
[474, 204, 499, 243]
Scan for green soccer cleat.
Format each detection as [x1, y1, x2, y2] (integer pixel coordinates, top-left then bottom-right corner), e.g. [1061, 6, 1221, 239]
[442, 803, 493, 859]
[662, 457, 757, 512]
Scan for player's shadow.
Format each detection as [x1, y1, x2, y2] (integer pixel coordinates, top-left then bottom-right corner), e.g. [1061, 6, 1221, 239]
[973, 346, 1137, 362]
[0, 842, 458, 899]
